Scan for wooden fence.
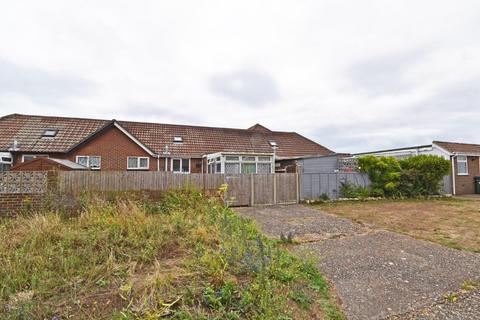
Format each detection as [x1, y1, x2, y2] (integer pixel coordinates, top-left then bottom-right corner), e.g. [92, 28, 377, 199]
[57, 171, 299, 206]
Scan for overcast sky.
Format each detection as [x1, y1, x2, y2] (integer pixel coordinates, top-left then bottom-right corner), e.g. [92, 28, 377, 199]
[1, 1, 479, 153]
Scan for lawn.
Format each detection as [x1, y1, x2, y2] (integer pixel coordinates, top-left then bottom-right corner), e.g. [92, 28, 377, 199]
[0, 190, 343, 320]
[314, 197, 480, 253]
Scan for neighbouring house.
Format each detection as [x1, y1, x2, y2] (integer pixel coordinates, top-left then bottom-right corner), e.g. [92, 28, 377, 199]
[353, 141, 480, 195]
[0, 114, 334, 174]
[10, 157, 88, 171]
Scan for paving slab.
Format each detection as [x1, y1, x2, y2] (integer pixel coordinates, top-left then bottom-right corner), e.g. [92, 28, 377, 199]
[235, 205, 480, 320]
[235, 204, 364, 241]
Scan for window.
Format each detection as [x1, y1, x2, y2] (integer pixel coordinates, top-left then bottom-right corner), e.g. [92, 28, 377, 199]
[241, 163, 256, 174]
[76, 156, 101, 169]
[258, 156, 272, 162]
[269, 141, 277, 147]
[225, 156, 239, 161]
[242, 156, 255, 162]
[173, 136, 183, 143]
[225, 162, 240, 174]
[172, 158, 190, 173]
[216, 162, 221, 173]
[22, 154, 48, 162]
[42, 129, 58, 138]
[457, 156, 468, 175]
[257, 163, 272, 174]
[127, 156, 149, 170]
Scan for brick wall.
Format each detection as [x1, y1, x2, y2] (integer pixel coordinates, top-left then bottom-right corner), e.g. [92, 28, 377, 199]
[454, 156, 480, 195]
[0, 193, 44, 217]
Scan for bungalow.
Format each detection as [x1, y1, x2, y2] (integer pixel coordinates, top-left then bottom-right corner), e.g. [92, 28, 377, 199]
[0, 114, 334, 174]
[354, 141, 480, 195]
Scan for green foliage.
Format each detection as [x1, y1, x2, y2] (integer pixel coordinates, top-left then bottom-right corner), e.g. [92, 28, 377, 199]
[398, 155, 451, 197]
[357, 155, 401, 197]
[358, 154, 450, 198]
[0, 190, 343, 320]
[339, 181, 371, 199]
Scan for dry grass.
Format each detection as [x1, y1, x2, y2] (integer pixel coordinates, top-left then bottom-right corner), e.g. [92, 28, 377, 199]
[314, 197, 480, 253]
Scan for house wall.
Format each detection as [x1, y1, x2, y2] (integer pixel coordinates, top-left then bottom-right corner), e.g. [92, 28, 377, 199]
[454, 156, 480, 195]
[65, 127, 160, 171]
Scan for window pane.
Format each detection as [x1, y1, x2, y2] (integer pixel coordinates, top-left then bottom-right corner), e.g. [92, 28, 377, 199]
[242, 156, 255, 162]
[225, 156, 239, 161]
[172, 159, 181, 172]
[225, 163, 239, 174]
[257, 163, 271, 174]
[23, 155, 35, 162]
[216, 163, 221, 173]
[258, 156, 271, 162]
[77, 156, 88, 166]
[89, 156, 101, 169]
[182, 159, 189, 172]
[139, 157, 148, 168]
[458, 162, 468, 174]
[128, 157, 138, 168]
[241, 163, 256, 174]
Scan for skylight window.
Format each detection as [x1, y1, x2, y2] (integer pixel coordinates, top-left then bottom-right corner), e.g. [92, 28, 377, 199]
[269, 141, 278, 147]
[42, 129, 58, 138]
[173, 136, 183, 143]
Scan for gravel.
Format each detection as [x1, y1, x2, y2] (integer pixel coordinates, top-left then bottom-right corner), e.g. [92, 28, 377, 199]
[235, 205, 480, 320]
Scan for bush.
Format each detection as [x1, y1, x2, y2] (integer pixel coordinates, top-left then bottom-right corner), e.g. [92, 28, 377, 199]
[398, 155, 451, 196]
[339, 181, 371, 199]
[358, 154, 450, 198]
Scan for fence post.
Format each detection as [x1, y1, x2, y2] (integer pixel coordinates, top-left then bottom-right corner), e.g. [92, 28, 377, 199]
[273, 173, 277, 204]
[250, 174, 255, 206]
[296, 172, 300, 203]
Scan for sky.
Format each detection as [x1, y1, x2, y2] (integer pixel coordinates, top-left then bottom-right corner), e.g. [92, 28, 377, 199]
[0, 1, 479, 153]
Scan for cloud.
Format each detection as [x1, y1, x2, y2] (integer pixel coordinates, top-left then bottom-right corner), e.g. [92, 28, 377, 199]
[119, 103, 204, 124]
[0, 59, 93, 104]
[209, 69, 280, 106]
[345, 48, 430, 96]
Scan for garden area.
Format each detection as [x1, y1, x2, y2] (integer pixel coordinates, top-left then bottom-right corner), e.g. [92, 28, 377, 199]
[315, 197, 480, 253]
[0, 189, 343, 320]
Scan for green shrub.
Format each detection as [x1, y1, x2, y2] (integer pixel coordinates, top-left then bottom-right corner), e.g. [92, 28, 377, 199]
[398, 155, 450, 196]
[339, 181, 371, 198]
[357, 154, 450, 198]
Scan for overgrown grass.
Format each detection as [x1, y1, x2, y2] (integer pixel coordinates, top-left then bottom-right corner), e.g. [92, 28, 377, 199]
[0, 190, 343, 319]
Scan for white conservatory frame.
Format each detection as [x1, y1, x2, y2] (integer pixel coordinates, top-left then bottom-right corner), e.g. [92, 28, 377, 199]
[205, 152, 275, 174]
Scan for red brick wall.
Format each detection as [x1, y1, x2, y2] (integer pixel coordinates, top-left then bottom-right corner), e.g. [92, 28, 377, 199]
[11, 127, 207, 172]
[0, 193, 44, 217]
[454, 156, 480, 195]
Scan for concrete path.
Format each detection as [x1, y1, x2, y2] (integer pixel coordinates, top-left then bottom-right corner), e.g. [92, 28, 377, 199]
[234, 205, 480, 320]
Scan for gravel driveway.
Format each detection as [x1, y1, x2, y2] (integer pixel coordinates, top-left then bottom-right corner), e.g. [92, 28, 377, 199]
[234, 205, 480, 320]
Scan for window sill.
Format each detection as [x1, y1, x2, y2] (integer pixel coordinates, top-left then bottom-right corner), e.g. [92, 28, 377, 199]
[457, 173, 469, 176]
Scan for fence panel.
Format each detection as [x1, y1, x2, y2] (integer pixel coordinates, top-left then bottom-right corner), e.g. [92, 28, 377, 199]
[301, 172, 370, 200]
[253, 174, 274, 205]
[57, 171, 300, 206]
[276, 173, 298, 204]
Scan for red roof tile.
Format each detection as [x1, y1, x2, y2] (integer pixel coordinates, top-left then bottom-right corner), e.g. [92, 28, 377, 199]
[0, 114, 334, 158]
[434, 141, 480, 154]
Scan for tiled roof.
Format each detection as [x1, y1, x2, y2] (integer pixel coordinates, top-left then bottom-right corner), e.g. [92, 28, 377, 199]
[434, 141, 480, 154]
[0, 113, 334, 158]
[0, 114, 109, 153]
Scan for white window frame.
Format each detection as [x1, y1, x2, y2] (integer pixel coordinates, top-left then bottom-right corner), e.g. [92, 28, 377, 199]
[76, 155, 101, 170]
[22, 154, 49, 162]
[171, 158, 190, 173]
[127, 156, 150, 170]
[457, 156, 468, 175]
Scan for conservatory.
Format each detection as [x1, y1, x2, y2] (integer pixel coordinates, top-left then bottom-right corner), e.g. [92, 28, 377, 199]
[206, 152, 274, 174]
